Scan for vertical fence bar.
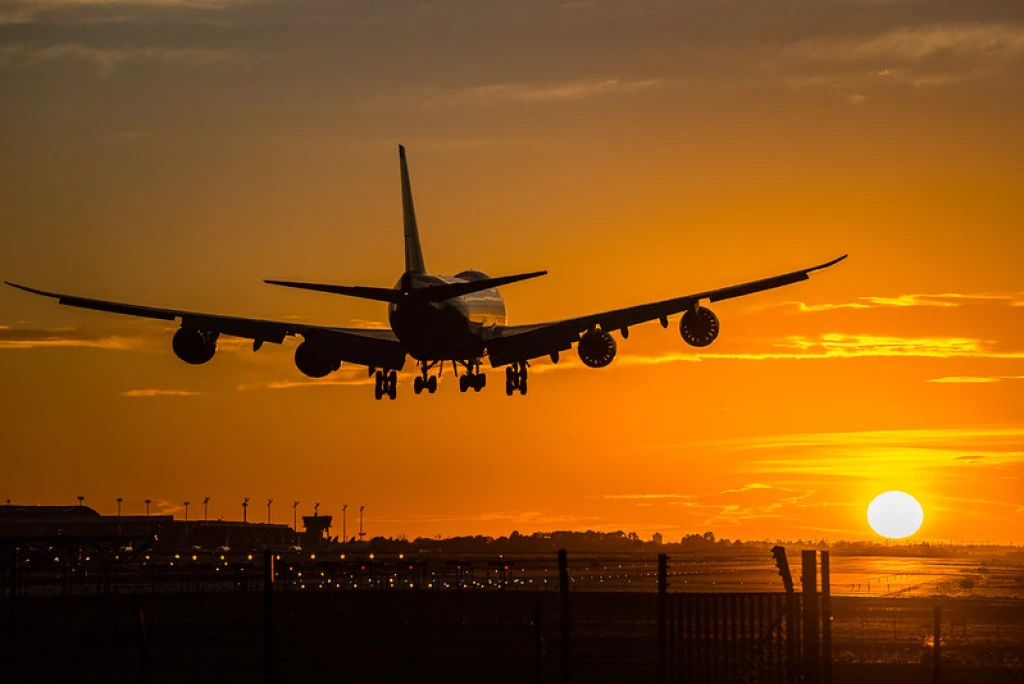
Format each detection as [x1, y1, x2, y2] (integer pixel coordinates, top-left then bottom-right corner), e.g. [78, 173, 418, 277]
[933, 605, 942, 684]
[9, 547, 18, 627]
[802, 550, 820, 684]
[534, 601, 543, 684]
[658, 554, 668, 684]
[787, 592, 799, 683]
[137, 607, 148, 684]
[263, 549, 274, 684]
[558, 549, 570, 684]
[685, 595, 694, 684]
[821, 550, 832, 684]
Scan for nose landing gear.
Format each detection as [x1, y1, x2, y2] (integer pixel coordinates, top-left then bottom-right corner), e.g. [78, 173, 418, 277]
[458, 359, 486, 393]
[374, 369, 398, 400]
[413, 361, 439, 395]
[504, 361, 528, 396]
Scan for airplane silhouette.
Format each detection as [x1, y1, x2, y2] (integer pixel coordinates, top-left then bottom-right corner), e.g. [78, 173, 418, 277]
[6, 146, 846, 400]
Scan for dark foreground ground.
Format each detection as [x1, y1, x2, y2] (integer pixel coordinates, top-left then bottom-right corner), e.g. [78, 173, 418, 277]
[1, 590, 1021, 683]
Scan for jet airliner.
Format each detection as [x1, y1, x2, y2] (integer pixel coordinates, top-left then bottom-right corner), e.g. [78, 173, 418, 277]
[6, 146, 846, 399]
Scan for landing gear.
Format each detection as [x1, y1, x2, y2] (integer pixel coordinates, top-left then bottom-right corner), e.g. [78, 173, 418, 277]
[458, 359, 486, 393]
[374, 369, 398, 400]
[414, 362, 439, 395]
[505, 361, 528, 396]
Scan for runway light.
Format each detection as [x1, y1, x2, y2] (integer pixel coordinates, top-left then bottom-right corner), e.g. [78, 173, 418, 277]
[369, 553, 375, 560]
[310, 553, 316, 560]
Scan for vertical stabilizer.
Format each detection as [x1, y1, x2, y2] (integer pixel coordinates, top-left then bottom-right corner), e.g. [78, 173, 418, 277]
[399, 145, 427, 275]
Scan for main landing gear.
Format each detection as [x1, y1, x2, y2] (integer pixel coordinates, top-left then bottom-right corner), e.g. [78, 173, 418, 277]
[505, 361, 528, 396]
[373, 369, 397, 401]
[458, 359, 486, 393]
[413, 361, 439, 395]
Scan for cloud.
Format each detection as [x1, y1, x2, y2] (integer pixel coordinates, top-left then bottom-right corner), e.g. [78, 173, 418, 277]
[599, 493, 694, 501]
[778, 22, 1024, 100]
[0, 0, 251, 25]
[0, 326, 145, 350]
[927, 375, 1024, 384]
[0, 42, 257, 73]
[371, 77, 671, 110]
[120, 388, 200, 397]
[753, 292, 1024, 313]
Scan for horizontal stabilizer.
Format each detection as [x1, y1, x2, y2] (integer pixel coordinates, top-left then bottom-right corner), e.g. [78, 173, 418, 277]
[263, 280, 403, 303]
[414, 271, 547, 302]
[264, 270, 547, 304]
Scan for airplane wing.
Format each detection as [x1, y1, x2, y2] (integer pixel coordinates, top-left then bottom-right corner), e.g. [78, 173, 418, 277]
[3, 281, 407, 370]
[485, 255, 847, 366]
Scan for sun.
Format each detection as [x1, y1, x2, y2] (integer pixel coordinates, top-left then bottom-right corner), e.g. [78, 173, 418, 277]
[867, 491, 924, 539]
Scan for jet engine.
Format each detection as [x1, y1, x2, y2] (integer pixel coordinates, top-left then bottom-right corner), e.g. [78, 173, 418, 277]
[577, 329, 617, 368]
[679, 306, 720, 347]
[294, 341, 340, 378]
[172, 327, 218, 365]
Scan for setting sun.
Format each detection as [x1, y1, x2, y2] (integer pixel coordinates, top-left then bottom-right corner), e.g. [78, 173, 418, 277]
[867, 491, 925, 539]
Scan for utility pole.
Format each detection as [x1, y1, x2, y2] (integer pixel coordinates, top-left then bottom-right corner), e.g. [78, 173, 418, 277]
[358, 505, 366, 542]
[342, 504, 348, 543]
[243, 497, 250, 524]
[267, 498, 274, 524]
[203, 496, 210, 521]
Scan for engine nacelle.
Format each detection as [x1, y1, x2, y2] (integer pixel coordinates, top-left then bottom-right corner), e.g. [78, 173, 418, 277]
[577, 329, 617, 368]
[679, 306, 720, 347]
[294, 341, 340, 378]
[172, 327, 217, 365]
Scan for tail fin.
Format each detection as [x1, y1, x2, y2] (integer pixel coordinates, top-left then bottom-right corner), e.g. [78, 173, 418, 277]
[399, 145, 427, 275]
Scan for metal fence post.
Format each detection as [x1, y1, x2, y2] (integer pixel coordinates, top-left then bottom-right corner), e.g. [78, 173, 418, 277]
[558, 549, 570, 684]
[658, 553, 668, 684]
[933, 605, 941, 684]
[263, 549, 275, 684]
[801, 550, 820, 684]
[821, 550, 832, 684]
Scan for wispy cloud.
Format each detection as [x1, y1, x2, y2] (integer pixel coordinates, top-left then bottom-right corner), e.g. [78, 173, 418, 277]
[927, 375, 1024, 384]
[753, 292, 1024, 313]
[120, 388, 200, 397]
[0, 326, 145, 350]
[0, 42, 257, 73]
[371, 77, 671, 110]
[599, 493, 694, 501]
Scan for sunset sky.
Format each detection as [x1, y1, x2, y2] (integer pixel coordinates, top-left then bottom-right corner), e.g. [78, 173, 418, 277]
[1, 0, 1021, 544]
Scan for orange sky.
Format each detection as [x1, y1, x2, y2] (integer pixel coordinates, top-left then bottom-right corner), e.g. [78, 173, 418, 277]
[1, 0, 1021, 544]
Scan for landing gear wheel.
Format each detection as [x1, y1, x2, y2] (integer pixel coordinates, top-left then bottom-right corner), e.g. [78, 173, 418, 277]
[414, 376, 424, 394]
[505, 379, 514, 396]
[519, 375, 528, 396]
[374, 371, 385, 401]
[387, 370, 398, 400]
[459, 374, 470, 393]
[472, 374, 485, 392]
[427, 375, 438, 393]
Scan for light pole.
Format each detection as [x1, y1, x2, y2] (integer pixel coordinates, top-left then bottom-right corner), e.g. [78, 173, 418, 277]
[292, 501, 299, 532]
[342, 504, 348, 543]
[77, 495, 84, 507]
[145, 499, 151, 517]
[242, 497, 250, 523]
[203, 496, 210, 521]
[359, 505, 366, 542]
[267, 498, 274, 524]
[184, 501, 190, 523]
[116, 497, 123, 535]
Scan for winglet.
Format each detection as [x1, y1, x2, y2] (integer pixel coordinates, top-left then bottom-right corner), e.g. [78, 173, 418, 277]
[807, 254, 848, 273]
[399, 145, 427, 275]
[4, 281, 59, 298]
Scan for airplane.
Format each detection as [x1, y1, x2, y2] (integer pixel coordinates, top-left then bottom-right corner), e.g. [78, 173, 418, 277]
[6, 145, 846, 400]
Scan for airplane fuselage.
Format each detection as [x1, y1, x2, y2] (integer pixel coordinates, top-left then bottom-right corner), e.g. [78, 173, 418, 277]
[388, 270, 506, 361]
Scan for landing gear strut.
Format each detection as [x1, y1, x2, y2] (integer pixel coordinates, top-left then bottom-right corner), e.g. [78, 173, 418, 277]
[413, 361, 439, 395]
[458, 359, 486, 393]
[505, 361, 528, 396]
[374, 369, 397, 400]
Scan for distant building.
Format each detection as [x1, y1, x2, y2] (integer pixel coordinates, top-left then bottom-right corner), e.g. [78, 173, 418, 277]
[652, 532, 664, 545]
